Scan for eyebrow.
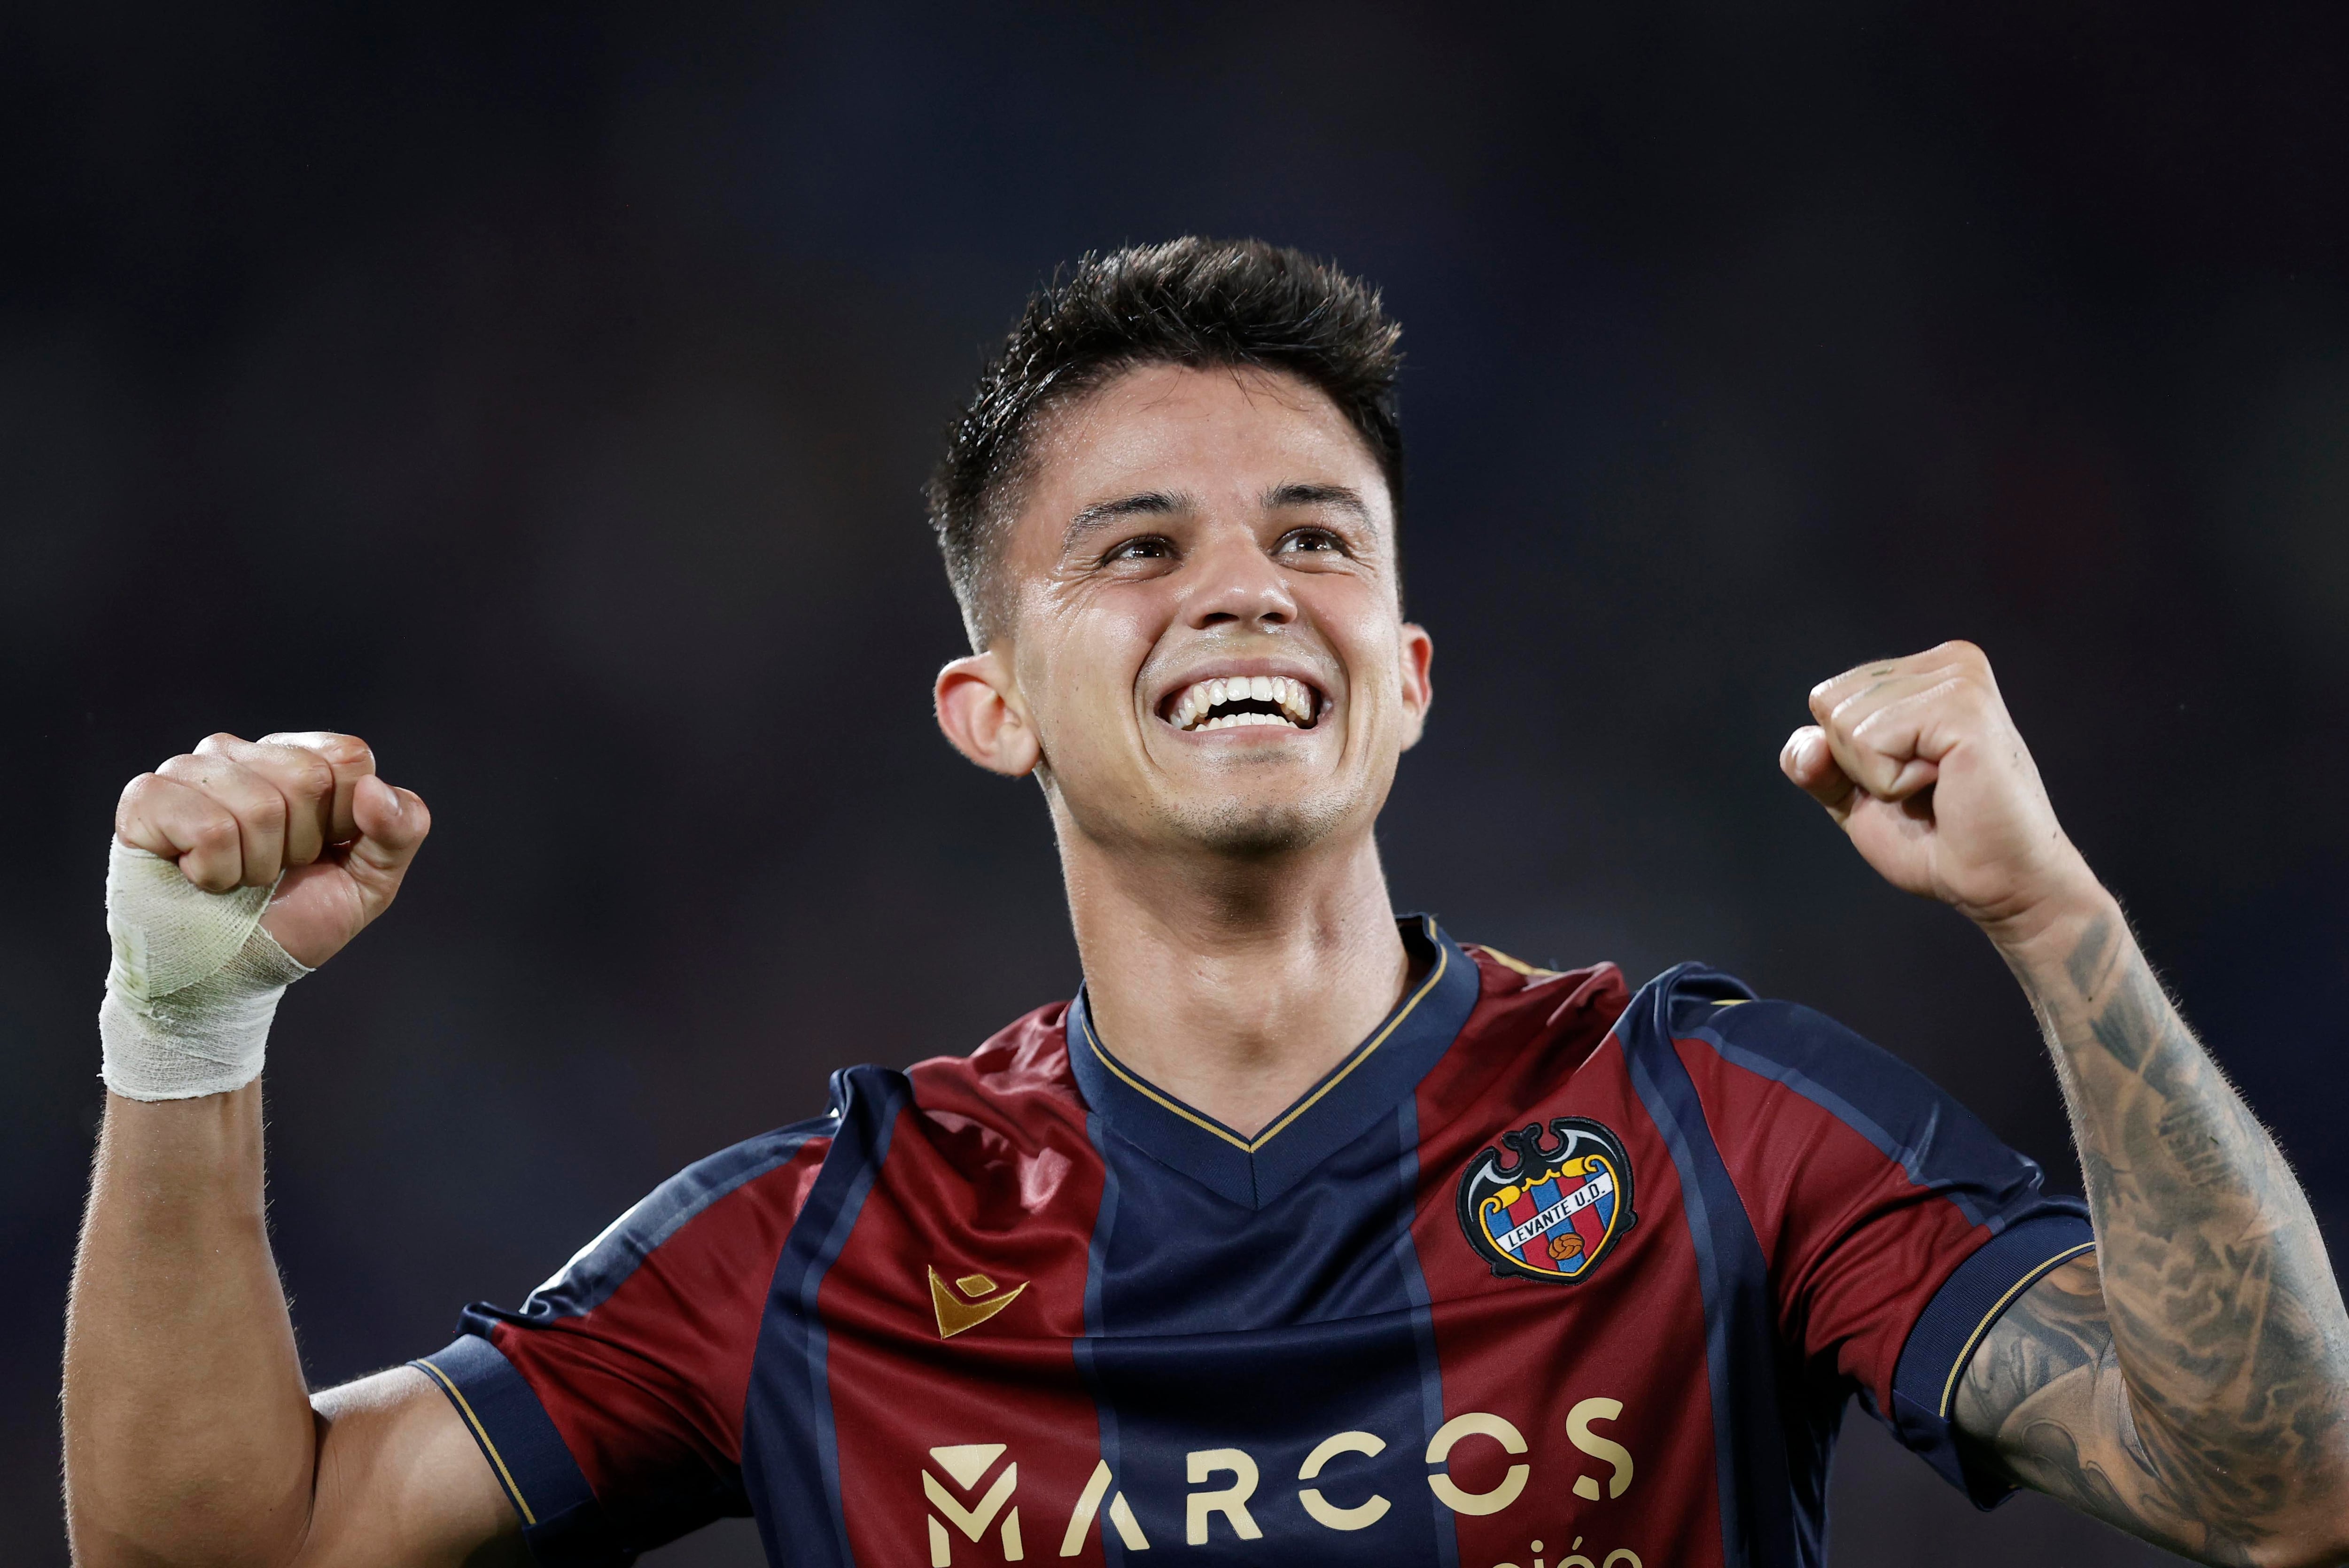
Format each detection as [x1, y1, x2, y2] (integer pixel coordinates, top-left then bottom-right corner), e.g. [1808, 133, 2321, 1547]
[1062, 490, 1186, 552]
[1263, 481, 1371, 522]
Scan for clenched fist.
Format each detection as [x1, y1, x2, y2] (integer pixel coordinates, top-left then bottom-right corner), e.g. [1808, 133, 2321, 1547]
[1780, 642, 2100, 940]
[113, 732, 430, 970]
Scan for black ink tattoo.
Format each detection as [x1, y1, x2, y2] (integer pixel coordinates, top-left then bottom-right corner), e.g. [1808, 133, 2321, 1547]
[1956, 914, 2349, 1565]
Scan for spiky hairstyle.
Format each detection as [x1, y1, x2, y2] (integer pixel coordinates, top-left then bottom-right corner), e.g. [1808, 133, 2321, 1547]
[926, 237, 1405, 647]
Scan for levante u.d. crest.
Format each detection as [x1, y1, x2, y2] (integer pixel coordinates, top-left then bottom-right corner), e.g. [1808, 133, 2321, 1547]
[1456, 1117, 1637, 1284]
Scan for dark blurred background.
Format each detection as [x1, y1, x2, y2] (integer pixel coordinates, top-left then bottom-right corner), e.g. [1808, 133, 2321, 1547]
[7, 3, 2348, 1563]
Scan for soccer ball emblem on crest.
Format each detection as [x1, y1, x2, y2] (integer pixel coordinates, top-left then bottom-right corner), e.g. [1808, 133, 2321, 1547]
[1456, 1117, 1637, 1284]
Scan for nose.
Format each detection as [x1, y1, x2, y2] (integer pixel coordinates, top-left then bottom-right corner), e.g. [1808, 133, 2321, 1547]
[1182, 526, 1297, 632]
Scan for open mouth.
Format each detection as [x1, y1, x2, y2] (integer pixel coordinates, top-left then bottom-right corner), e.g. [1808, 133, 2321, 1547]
[1163, 675, 1322, 732]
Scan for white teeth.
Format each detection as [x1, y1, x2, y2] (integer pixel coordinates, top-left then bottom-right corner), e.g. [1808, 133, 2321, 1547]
[1169, 675, 1321, 731]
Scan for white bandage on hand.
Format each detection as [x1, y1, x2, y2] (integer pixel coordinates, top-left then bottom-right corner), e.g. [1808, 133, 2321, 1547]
[98, 840, 311, 1101]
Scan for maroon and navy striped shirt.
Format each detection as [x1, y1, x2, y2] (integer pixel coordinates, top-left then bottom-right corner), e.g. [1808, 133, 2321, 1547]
[415, 917, 2091, 1568]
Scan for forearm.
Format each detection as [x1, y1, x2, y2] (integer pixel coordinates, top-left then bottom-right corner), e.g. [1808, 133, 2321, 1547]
[1992, 888, 2349, 1554]
[65, 1086, 319, 1568]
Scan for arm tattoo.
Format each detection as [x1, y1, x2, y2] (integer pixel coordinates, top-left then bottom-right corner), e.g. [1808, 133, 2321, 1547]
[1956, 916, 2349, 1565]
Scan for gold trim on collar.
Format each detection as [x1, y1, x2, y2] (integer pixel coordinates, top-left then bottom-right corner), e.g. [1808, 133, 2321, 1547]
[1079, 919, 1453, 1155]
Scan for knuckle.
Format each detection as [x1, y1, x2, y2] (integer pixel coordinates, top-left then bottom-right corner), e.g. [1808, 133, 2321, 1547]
[192, 814, 239, 852]
[284, 753, 335, 798]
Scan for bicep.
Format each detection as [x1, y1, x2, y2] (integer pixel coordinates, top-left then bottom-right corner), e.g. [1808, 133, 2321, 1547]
[1952, 1255, 2212, 1561]
[295, 1367, 525, 1568]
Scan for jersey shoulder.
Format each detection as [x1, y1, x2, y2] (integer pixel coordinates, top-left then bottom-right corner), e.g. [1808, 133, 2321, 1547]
[1643, 962, 2077, 1239]
[1455, 942, 1632, 1044]
[903, 999, 1086, 1118]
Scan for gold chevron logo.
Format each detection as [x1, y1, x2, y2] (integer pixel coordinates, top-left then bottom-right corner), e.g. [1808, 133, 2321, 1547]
[928, 1265, 1027, 1339]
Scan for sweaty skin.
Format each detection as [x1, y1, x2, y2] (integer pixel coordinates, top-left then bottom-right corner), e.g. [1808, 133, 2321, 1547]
[1783, 644, 2349, 1565]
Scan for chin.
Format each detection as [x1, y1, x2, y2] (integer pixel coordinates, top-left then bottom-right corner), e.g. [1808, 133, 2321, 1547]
[1164, 792, 1355, 858]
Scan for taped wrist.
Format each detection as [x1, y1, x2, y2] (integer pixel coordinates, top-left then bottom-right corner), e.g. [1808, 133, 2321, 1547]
[98, 841, 311, 1102]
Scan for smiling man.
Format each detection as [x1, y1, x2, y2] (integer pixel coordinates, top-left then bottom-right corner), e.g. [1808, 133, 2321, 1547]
[63, 241, 2349, 1568]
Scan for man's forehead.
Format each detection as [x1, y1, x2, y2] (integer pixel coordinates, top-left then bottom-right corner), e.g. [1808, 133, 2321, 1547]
[1022, 364, 1390, 537]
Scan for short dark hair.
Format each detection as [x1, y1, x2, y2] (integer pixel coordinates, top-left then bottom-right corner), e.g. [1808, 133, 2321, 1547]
[926, 237, 1405, 646]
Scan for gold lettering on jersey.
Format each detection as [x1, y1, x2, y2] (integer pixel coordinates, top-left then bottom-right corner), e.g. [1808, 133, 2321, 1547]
[929, 1265, 1028, 1339]
[925, 1444, 1023, 1564]
[918, 1400, 1638, 1552]
[1057, 1459, 1150, 1555]
[1296, 1430, 1390, 1530]
[1565, 1397, 1635, 1500]
[1485, 1535, 1645, 1568]
[1184, 1449, 1264, 1544]
[1425, 1412, 1530, 1515]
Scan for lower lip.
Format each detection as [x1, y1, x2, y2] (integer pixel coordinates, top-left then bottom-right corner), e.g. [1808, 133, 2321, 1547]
[1166, 720, 1319, 737]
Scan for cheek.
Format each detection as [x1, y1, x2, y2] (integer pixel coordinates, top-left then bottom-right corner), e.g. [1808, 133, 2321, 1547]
[1021, 606, 1154, 740]
[1318, 603, 1406, 704]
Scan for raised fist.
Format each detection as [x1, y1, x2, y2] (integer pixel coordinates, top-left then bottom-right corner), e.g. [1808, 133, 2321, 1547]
[113, 732, 430, 970]
[1779, 641, 2099, 938]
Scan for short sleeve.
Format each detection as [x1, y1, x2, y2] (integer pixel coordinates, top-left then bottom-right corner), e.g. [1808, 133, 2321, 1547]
[413, 1117, 834, 1563]
[1671, 993, 2092, 1507]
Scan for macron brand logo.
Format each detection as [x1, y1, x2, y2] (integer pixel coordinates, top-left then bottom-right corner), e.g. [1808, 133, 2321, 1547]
[930, 1265, 1027, 1339]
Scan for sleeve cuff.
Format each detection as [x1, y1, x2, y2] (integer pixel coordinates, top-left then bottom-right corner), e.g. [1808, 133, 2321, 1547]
[1887, 1209, 2095, 1508]
[411, 1334, 633, 1566]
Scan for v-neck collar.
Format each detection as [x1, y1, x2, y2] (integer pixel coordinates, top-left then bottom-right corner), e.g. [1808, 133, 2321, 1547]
[1065, 915, 1481, 1208]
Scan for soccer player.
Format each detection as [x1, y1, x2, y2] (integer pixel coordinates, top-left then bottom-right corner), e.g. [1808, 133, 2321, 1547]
[64, 241, 2349, 1568]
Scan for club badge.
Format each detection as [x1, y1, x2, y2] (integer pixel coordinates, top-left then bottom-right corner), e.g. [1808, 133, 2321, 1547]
[1457, 1117, 1636, 1284]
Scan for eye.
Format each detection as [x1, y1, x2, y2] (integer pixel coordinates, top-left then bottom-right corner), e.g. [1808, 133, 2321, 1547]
[1277, 527, 1347, 555]
[1104, 534, 1174, 564]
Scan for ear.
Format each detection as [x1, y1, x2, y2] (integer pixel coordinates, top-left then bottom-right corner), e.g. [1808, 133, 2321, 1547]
[1395, 621, 1435, 751]
[935, 651, 1041, 777]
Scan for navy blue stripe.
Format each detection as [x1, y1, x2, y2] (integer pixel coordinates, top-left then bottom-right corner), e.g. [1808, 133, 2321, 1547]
[1068, 917, 1478, 1208]
[413, 1335, 623, 1565]
[1620, 964, 1801, 1568]
[1081, 1065, 1448, 1556]
[1890, 1213, 2096, 1507]
[522, 1120, 834, 1321]
[1075, 1112, 1132, 1567]
[1388, 1095, 1462, 1568]
[741, 1065, 908, 1568]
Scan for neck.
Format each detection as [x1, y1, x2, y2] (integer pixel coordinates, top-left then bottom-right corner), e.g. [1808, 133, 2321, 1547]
[1055, 816, 1412, 1139]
